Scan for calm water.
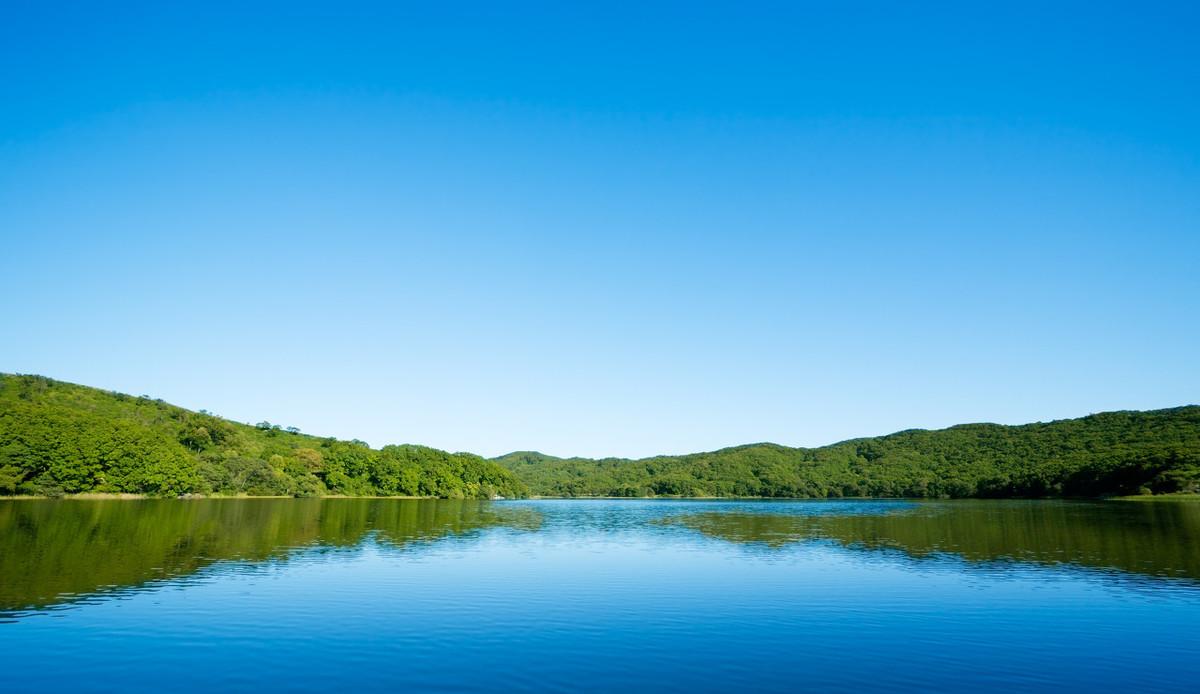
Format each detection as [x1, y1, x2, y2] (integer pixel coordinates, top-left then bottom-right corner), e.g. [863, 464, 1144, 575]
[2, 498, 1199, 692]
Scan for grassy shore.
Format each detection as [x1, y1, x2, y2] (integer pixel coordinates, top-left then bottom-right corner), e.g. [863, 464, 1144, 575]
[1112, 493, 1200, 501]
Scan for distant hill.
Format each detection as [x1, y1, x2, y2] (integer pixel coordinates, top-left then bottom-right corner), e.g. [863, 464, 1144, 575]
[0, 374, 526, 498]
[3, 373, 1197, 500]
[493, 409, 1200, 498]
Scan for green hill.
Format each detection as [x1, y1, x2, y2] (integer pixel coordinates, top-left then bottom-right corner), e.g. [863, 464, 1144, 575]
[0, 374, 526, 499]
[3, 373, 1197, 500]
[493, 409, 1200, 498]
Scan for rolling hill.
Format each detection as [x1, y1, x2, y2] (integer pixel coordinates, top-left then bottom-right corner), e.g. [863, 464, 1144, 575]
[493, 408, 1200, 498]
[0, 374, 526, 498]
[3, 373, 1197, 499]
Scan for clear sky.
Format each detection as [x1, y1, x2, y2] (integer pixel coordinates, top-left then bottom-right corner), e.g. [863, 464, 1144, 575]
[2, 2, 1197, 458]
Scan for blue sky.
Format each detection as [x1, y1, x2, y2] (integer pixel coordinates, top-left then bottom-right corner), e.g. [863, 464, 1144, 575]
[2, 2, 1197, 457]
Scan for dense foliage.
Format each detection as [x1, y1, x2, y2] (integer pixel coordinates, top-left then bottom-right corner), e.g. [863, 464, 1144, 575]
[0, 374, 527, 499]
[3, 373, 1196, 500]
[495, 408, 1200, 498]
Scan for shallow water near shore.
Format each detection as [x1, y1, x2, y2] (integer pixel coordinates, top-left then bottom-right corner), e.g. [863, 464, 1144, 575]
[2, 498, 1199, 692]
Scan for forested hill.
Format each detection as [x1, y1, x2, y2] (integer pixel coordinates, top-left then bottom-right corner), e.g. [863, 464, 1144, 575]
[0, 374, 526, 499]
[3, 373, 1197, 500]
[493, 408, 1200, 499]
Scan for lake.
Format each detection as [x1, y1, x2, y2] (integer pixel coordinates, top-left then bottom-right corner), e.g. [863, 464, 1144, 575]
[2, 498, 1198, 692]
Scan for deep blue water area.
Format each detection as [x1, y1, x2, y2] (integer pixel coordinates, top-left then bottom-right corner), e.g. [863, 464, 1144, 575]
[2, 498, 1198, 692]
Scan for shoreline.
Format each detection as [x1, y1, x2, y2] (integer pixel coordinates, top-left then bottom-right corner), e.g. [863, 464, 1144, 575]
[0, 493, 442, 501]
[3, 492, 1197, 502]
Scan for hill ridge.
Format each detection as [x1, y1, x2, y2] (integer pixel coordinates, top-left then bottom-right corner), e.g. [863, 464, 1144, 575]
[0, 373, 526, 499]
[493, 406, 1200, 498]
[3, 373, 1198, 499]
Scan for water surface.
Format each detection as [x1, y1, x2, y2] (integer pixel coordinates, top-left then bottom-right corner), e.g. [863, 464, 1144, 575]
[2, 498, 1198, 692]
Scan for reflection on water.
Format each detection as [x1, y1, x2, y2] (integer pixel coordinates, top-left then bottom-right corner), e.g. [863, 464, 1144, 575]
[2, 498, 1198, 693]
[665, 499, 1200, 582]
[4, 498, 1199, 617]
[0, 498, 540, 615]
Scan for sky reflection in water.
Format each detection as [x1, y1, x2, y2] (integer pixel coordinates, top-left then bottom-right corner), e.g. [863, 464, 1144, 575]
[1, 498, 1198, 692]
